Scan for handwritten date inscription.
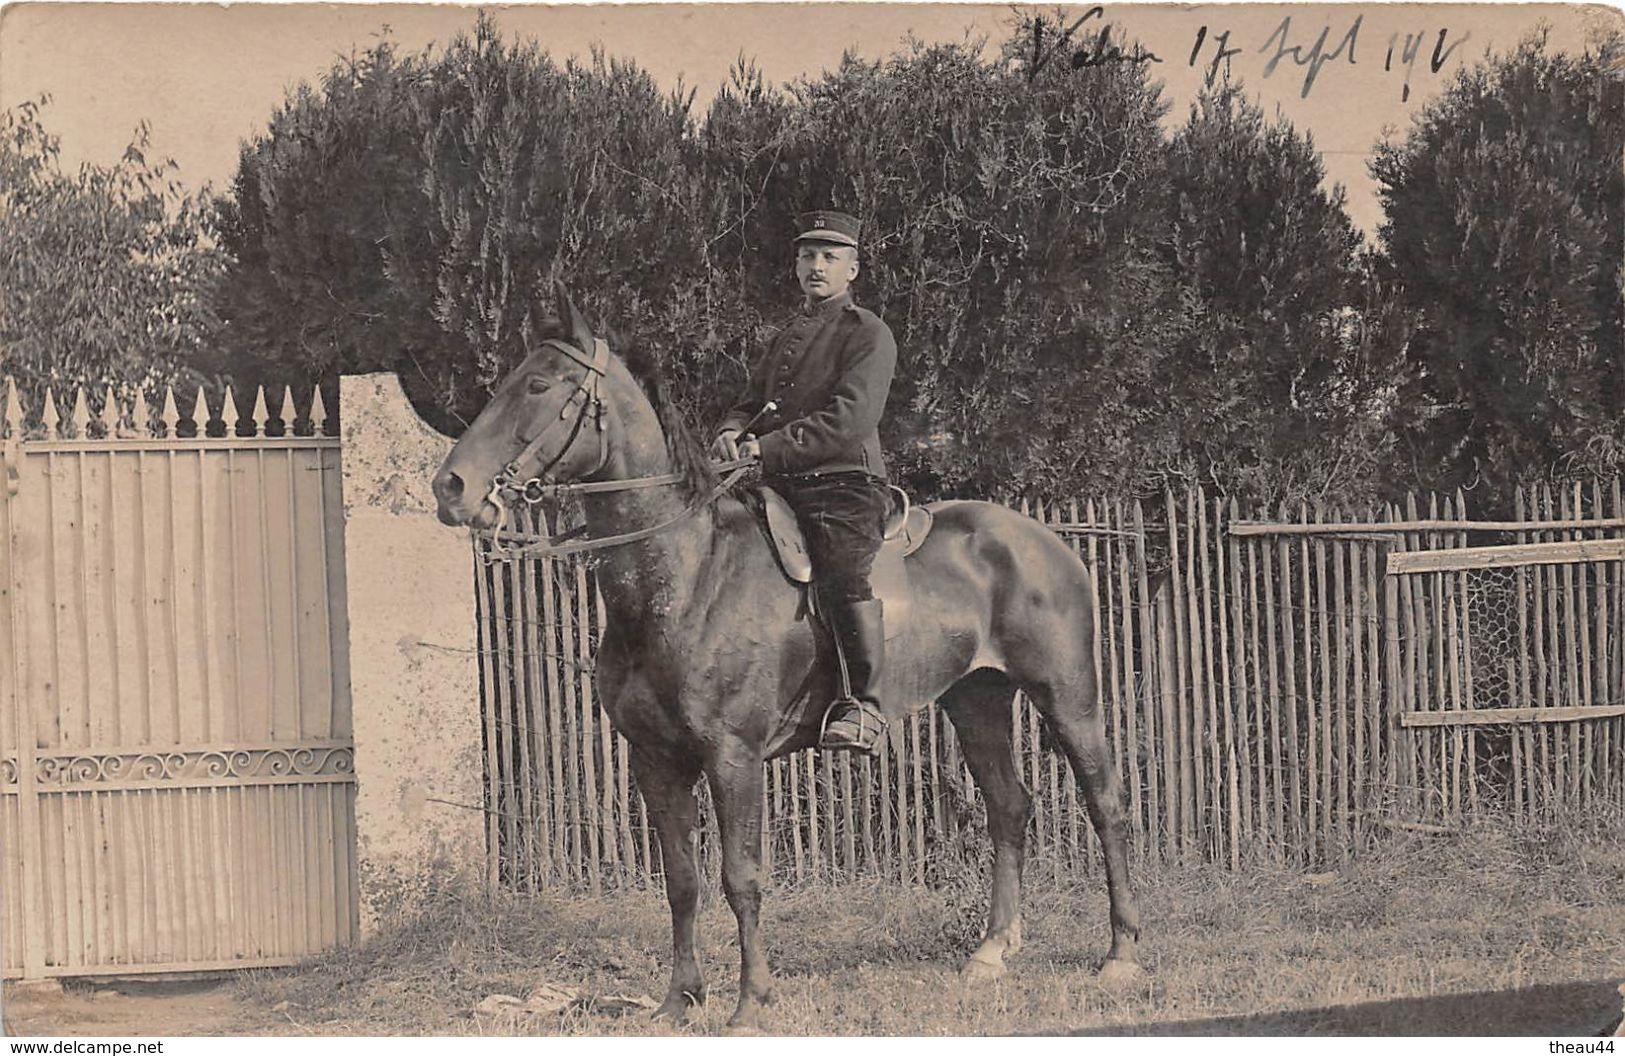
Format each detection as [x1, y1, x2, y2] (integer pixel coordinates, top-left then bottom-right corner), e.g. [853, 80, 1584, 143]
[1190, 16, 1472, 101]
[1031, 9, 1470, 102]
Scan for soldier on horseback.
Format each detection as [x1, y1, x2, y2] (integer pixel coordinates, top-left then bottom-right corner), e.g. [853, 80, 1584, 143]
[712, 210, 897, 754]
[436, 271, 1142, 1027]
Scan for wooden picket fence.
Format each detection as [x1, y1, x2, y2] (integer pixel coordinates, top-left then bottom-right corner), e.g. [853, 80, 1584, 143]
[1388, 482, 1625, 825]
[473, 481, 1625, 891]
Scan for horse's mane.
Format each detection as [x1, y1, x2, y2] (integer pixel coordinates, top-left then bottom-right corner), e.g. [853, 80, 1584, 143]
[614, 331, 720, 500]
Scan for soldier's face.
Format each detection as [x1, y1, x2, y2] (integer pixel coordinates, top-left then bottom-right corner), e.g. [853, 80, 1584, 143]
[795, 243, 859, 301]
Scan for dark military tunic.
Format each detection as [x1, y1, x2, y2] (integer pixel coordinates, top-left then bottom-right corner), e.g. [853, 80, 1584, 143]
[720, 290, 898, 604]
[720, 291, 896, 481]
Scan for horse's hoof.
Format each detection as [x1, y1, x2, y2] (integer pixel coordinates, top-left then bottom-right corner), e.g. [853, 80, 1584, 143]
[723, 1006, 766, 1035]
[721, 984, 774, 1034]
[1098, 958, 1144, 988]
[958, 955, 1006, 985]
[652, 990, 702, 1025]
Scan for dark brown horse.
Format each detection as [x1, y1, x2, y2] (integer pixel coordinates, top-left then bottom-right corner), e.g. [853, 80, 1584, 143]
[430, 289, 1141, 1030]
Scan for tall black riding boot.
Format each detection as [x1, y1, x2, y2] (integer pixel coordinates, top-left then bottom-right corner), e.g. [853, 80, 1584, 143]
[820, 598, 886, 753]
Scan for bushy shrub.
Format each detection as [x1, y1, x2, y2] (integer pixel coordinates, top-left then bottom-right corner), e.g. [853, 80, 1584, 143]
[1372, 29, 1625, 510]
[216, 12, 1397, 505]
[1, 97, 226, 412]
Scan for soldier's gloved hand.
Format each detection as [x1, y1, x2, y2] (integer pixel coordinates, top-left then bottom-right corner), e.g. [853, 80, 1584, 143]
[712, 429, 742, 461]
[738, 437, 762, 461]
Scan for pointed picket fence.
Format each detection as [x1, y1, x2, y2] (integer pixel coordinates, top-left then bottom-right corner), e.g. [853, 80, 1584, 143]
[2, 377, 333, 443]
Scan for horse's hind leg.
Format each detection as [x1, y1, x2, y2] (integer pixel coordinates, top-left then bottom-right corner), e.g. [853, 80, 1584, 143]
[941, 671, 1032, 984]
[629, 748, 707, 1022]
[1032, 682, 1143, 982]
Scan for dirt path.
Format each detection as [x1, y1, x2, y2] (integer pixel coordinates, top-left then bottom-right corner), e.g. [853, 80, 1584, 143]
[3, 979, 286, 1038]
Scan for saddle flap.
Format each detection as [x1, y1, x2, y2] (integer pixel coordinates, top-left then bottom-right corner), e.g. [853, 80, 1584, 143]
[759, 486, 936, 592]
[761, 486, 813, 584]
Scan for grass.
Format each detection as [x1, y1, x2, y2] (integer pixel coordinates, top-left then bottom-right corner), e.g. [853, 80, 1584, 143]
[236, 813, 1625, 1036]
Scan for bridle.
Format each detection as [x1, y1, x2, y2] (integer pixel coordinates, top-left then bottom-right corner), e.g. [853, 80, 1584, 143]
[484, 336, 613, 512]
[476, 333, 753, 562]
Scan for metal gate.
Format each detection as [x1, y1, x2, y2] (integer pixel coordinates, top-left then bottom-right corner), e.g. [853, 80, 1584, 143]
[1, 381, 358, 979]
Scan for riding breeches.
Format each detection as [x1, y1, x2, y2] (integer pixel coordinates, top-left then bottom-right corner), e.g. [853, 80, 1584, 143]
[769, 471, 890, 605]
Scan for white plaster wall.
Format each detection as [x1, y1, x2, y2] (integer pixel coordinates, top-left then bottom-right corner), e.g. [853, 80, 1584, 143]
[341, 373, 484, 931]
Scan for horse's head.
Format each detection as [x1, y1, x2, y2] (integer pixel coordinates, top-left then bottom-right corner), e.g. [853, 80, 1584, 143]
[432, 287, 608, 528]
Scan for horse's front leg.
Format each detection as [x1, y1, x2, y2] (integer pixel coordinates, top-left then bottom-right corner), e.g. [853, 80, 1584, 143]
[629, 747, 707, 1023]
[707, 744, 773, 1031]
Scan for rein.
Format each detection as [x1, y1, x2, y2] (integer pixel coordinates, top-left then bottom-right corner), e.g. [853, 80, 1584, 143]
[478, 459, 755, 563]
[473, 331, 758, 563]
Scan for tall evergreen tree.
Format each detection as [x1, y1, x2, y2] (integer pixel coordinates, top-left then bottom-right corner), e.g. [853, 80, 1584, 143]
[215, 12, 1390, 504]
[409, 27, 707, 429]
[734, 29, 1187, 499]
[1162, 84, 1403, 506]
[214, 36, 441, 419]
[217, 16, 704, 433]
[1372, 29, 1625, 506]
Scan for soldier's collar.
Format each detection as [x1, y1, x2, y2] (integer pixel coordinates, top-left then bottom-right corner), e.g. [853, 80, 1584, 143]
[800, 291, 853, 318]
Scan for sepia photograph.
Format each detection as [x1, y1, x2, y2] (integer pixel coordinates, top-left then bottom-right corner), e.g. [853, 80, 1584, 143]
[2, 0, 1624, 1039]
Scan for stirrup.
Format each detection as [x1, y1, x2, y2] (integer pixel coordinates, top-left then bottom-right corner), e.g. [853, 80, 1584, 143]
[819, 698, 886, 754]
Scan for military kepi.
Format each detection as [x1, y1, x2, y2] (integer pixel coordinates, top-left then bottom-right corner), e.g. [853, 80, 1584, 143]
[795, 210, 860, 248]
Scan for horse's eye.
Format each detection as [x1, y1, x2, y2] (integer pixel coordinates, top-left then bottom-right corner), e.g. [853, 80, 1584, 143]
[527, 374, 552, 395]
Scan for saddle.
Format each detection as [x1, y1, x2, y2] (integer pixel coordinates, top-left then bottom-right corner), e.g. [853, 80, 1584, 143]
[752, 485, 934, 751]
[757, 484, 933, 641]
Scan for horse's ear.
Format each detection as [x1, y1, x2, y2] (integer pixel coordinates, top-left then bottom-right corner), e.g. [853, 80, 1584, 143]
[551, 281, 573, 328]
[552, 281, 595, 352]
